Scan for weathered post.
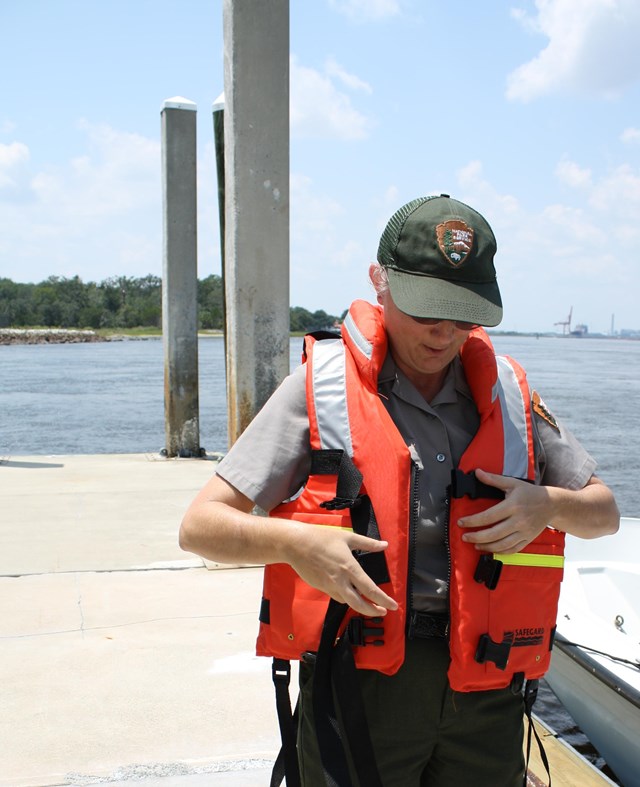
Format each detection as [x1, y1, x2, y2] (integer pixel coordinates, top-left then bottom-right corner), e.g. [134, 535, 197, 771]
[212, 93, 227, 362]
[161, 96, 200, 457]
[223, 0, 290, 445]
[212, 92, 226, 270]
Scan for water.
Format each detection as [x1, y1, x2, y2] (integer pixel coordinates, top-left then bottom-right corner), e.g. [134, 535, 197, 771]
[1, 337, 228, 457]
[2, 335, 638, 518]
[489, 335, 640, 519]
[2, 333, 639, 780]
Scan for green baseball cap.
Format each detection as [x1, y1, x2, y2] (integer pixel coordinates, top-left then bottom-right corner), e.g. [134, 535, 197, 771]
[377, 194, 503, 327]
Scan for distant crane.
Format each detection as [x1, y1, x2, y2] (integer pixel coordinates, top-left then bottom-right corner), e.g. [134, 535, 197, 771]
[554, 306, 572, 335]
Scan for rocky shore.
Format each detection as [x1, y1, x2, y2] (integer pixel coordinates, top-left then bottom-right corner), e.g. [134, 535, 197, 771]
[0, 328, 109, 345]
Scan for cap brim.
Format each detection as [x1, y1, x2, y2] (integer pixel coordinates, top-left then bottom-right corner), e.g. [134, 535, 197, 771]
[386, 268, 503, 327]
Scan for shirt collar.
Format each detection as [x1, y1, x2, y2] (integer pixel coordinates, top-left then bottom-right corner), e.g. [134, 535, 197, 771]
[378, 352, 473, 406]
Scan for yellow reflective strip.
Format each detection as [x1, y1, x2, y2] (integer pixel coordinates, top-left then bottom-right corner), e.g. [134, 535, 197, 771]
[494, 553, 564, 568]
[312, 524, 354, 532]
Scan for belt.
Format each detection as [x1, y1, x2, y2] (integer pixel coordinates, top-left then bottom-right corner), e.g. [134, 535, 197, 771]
[407, 611, 449, 639]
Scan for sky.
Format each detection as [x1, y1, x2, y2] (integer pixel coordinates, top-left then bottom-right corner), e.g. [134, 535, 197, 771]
[2, 0, 640, 334]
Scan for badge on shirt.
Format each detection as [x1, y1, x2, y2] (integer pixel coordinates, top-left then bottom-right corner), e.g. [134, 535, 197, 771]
[532, 391, 560, 433]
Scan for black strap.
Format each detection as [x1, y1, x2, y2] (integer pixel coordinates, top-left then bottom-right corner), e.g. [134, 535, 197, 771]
[312, 600, 355, 786]
[331, 634, 384, 787]
[312, 598, 384, 787]
[271, 659, 301, 787]
[316, 450, 364, 510]
[350, 493, 380, 539]
[522, 680, 551, 787]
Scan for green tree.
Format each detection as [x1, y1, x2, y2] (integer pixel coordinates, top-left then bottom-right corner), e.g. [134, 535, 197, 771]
[289, 306, 313, 332]
[0, 279, 35, 326]
[197, 275, 224, 329]
[0, 274, 345, 333]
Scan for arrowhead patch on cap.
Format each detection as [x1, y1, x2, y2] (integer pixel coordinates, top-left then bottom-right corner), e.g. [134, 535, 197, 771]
[436, 220, 474, 267]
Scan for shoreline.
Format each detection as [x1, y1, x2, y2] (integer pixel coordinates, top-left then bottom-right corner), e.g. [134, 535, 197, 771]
[0, 328, 226, 345]
[0, 328, 108, 345]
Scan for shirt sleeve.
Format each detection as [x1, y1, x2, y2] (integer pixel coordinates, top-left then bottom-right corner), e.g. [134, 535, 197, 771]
[533, 398, 597, 490]
[215, 363, 312, 512]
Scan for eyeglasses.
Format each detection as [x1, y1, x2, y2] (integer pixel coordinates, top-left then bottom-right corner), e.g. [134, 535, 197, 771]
[408, 315, 479, 331]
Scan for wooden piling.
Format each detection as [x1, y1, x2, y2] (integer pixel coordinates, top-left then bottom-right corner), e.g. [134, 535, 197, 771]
[161, 97, 200, 457]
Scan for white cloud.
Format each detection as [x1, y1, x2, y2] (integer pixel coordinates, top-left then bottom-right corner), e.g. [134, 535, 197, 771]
[456, 160, 521, 215]
[325, 57, 373, 94]
[0, 120, 17, 135]
[290, 55, 374, 140]
[509, 6, 540, 33]
[0, 141, 30, 189]
[541, 202, 606, 250]
[507, 0, 640, 101]
[621, 127, 640, 144]
[555, 159, 592, 188]
[589, 163, 640, 212]
[329, 0, 401, 21]
[0, 141, 29, 169]
[290, 172, 344, 240]
[290, 172, 350, 303]
[384, 185, 400, 206]
[0, 122, 162, 283]
[332, 239, 366, 270]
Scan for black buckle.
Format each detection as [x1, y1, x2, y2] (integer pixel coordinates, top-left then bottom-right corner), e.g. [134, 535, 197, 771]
[272, 658, 291, 686]
[451, 469, 505, 500]
[524, 678, 539, 713]
[475, 632, 514, 670]
[320, 495, 362, 510]
[474, 554, 503, 590]
[346, 617, 385, 647]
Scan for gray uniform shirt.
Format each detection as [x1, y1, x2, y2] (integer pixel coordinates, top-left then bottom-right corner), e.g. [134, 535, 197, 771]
[217, 351, 596, 614]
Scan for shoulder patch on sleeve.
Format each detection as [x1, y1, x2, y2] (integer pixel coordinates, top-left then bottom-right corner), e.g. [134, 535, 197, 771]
[532, 391, 560, 433]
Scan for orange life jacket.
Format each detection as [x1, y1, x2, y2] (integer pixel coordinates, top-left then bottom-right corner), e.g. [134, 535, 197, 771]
[256, 300, 565, 691]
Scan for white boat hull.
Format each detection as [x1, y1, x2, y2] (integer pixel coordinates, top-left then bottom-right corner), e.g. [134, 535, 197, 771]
[546, 517, 640, 787]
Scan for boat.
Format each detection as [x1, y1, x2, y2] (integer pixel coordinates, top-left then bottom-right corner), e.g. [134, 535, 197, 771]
[545, 516, 640, 787]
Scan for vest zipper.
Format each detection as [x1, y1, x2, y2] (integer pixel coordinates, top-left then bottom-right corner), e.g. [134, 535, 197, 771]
[444, 488, 452, 640]
[407, 461, 420, 618]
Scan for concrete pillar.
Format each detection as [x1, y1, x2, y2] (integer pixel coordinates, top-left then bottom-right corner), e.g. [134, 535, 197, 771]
[223, 0, 290, 445]
[161, 97, 200, 457]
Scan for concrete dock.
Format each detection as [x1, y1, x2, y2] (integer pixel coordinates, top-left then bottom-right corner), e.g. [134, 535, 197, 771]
[0, 453, 615, 786]
[0, 453, 278, 786]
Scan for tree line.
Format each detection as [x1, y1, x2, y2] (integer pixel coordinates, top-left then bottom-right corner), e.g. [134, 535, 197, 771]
[0, 275, 343, 333]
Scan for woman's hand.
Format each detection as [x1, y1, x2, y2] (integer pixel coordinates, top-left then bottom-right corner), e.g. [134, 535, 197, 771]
[284, 522, 398, 617]
[457, 469, 619, 553]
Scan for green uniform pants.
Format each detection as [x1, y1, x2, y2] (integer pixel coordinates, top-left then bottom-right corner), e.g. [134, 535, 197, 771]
[298, 637, 525, 787]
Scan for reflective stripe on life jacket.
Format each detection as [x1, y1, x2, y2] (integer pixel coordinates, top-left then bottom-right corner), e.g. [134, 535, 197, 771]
[256, 300, 565, 690]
